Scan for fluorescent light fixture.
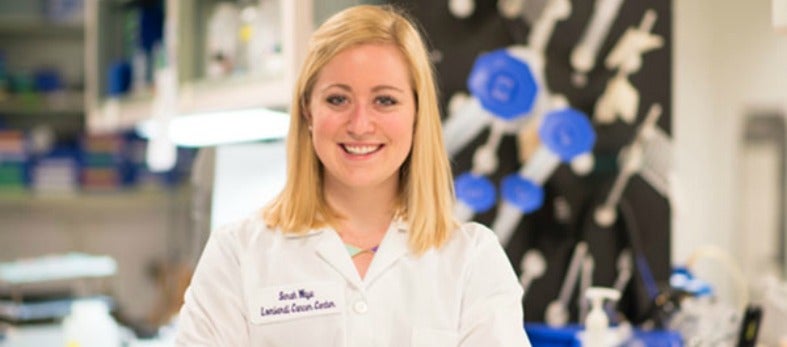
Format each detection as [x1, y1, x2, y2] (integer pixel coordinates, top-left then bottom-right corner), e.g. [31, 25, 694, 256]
[136, 107, 290, 147]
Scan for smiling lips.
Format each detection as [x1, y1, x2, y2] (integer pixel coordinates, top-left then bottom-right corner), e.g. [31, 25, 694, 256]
[341, 144, 383, 155]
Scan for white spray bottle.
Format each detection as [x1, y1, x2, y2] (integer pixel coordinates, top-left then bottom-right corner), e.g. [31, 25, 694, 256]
[582, 287, 621, 347]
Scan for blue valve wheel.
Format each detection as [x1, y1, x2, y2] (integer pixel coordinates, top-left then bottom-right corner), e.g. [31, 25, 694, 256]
[467, 49, 539, 120]
[539, 108, 596, 162]
[500, 174, 544, 214]
[455, 173, 497, 213]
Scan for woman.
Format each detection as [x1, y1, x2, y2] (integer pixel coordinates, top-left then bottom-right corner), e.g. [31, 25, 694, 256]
[176, 5, 531, 346]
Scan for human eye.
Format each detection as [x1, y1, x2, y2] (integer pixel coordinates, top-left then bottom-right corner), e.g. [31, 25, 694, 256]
[375, 95, 399, 106]
[326, 95, 348, 105]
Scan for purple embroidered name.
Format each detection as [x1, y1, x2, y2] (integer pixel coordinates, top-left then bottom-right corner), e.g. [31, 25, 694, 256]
[261, 300, 336, 317]
[253, 282, 343, 324]
[278, 288, 315, 301]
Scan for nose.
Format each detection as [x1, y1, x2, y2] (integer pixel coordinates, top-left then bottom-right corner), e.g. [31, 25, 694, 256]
[346, 103, 374, 136]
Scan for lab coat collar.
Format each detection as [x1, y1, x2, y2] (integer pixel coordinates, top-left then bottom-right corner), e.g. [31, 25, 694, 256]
[283, 228, 324, 238]
[314, 218, 410, 289]
[363, 218, 409, 286]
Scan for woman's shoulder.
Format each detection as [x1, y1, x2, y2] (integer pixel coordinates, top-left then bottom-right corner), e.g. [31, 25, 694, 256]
[443, 221, 503, 255]
[452, 221, 499, 244]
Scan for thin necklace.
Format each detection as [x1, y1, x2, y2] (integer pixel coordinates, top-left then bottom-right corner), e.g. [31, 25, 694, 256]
[344, 243, 380, 257]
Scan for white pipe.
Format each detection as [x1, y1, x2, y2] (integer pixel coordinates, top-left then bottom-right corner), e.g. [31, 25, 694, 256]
[472, 119, 507, 175]
[492, 202, 523, 246]
[578, 255, 596, 323]
[570, 0, 626, 85]
[454, 200, 476, 223]
[546, 241, 589, 327]
[520, 249, 548, 298]
[528, 0, 572, 54]
[594, 104, 662, 227]
[443, 98, 491, 157]
[518, 146, 562, 184]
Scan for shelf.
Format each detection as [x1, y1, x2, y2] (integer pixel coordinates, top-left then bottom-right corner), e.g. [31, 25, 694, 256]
[0, 188, 186, 208]
[0, 17, 83, 39]
[179, 74, 290, 113]
[88, 92, 153, 132]
[85, 0, 313, 134]
[0, 91, 84, 116]
[88, 74, 290, 133]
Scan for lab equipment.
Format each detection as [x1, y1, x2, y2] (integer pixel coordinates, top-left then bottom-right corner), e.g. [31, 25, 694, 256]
[594, 104, 670, 228]
[445, 0, 570, 158]
[448, 0, 475, 18]
[443, 48, 541, 157]
[757, 276, 787, 345]
[579, 287, 621, 347]
[668, 294, 741, 346]
[146, 47, 177, 172]
[546, 241, 589, 327]
[62, 299, 122, 347]
[605, 249, 634, 316]
[446, 47, 543, 222]
[454, 172, 497, 222]
[578, 256, 595, 323]
[736, 305, 763, 347]
[594, 9, 662, 124]
[570, 0, 626, 87]
[613, 249, 634, 294]
[498, 0, 550, 24]
[206, 2, 240, 78]
[519, 249, 547, 299]
[497, 0, 526, 19]
[0, 253, 117, 322]
[669, 247, 752, 346]
[527, 0, 571, 54]
[492, 104, 596, 245]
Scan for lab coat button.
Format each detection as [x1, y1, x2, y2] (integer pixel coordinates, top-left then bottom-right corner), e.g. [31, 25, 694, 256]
[353, 300, 368, 314]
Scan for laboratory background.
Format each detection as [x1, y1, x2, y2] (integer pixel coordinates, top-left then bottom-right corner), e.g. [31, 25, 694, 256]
[0, 0, 786, 346]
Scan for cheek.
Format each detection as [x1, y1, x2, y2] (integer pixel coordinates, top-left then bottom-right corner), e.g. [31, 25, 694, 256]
[309, 109, 336, 140]
[389, 115, 415, 149]
[311, 119, 338, 144]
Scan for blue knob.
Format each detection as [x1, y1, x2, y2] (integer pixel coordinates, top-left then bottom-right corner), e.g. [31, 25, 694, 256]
[455, 173, 497, 213]
[539, 108, 596, 162]
[467, 49, 539, 120]
[501, 174, 544, 214]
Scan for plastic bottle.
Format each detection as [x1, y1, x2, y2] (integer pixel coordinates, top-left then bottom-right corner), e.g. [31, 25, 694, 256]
[206, 3, 240, 78]
[62, 299, 121, 347]
[582, 287, 621, 347]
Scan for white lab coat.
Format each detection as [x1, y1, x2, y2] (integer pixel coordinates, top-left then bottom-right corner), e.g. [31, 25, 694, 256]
[175, 215, 532, 347]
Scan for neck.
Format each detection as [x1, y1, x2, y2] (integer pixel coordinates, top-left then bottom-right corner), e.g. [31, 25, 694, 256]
[324, 180, 399, 239]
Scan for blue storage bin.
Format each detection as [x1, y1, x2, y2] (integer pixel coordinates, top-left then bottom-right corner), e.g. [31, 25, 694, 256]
[525, 323, 684, 347]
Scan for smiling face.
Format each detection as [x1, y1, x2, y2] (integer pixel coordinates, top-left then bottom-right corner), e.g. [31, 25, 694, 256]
[308, 43, 415, 195]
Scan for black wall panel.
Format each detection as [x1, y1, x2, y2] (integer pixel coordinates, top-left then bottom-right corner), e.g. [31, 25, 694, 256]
[389, 0, 672, 324]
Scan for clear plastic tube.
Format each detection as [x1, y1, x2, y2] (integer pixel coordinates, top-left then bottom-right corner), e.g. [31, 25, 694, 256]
[518, 146, 562, 184]
[570, 0, 626, 83]
[491, 201, 522, 246]
[546, 241, 589, 327]
[443, 98, 491, 157]
[528, 0, 572, 54]
[454, 200, 476, 222]
[471, 119, 506, 175]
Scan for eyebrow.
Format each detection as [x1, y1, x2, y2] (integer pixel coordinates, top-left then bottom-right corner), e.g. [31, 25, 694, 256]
[320, 84, 406, 94]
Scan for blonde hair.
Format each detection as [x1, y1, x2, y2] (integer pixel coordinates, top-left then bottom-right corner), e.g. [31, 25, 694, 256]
[263, 4, 456, 254]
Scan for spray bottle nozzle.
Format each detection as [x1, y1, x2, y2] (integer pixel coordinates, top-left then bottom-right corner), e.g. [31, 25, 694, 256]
[586, 287, 621, 309]
[582, 287, 622, 347]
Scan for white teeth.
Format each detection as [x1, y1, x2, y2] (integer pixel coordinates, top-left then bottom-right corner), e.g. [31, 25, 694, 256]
[343, 145, 379, 155]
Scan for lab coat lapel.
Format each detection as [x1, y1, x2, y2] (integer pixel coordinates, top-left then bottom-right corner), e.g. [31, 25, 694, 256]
[314, 228, 363, 288]
[363, 220, 410, 286]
